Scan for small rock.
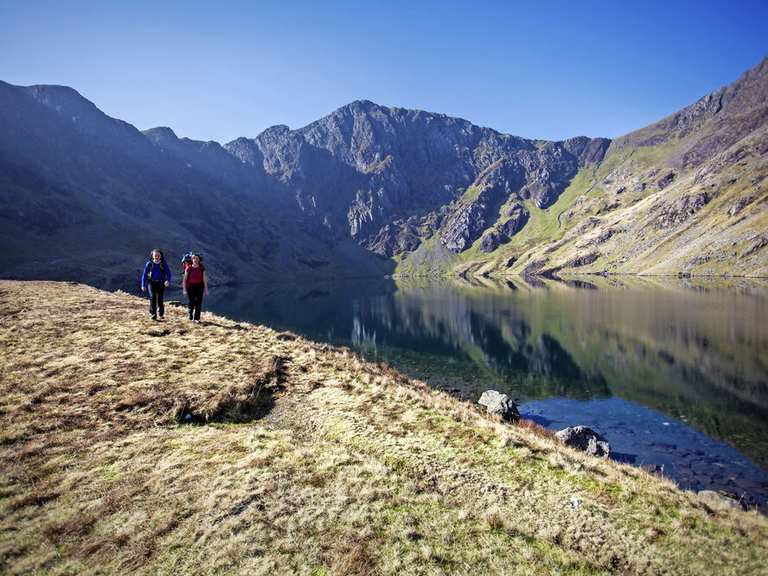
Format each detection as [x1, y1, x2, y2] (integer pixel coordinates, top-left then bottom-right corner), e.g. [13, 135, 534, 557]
[728, 195, 753, 217]
[570, 496, 581, 510]
[698, 490, 743, 511]
[656, 172, 676, 190]
[641, 463, 665, 476]
[555, 426, 610, 458]
[478, 390, 520, 422]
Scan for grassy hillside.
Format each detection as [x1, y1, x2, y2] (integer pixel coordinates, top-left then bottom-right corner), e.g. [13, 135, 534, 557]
[448, 59, 768, 279]
[451, 128, 768, 278]
[1, 281, 767, 575]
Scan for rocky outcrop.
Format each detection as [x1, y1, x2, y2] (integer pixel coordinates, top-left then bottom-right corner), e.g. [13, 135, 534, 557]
[368, 219, 423, 256]
[478, 203, 530, 253]
[656, 171, 676, 190]
[656, 192, 710, 229]
[440, 187, 506, 253]
[555, 426, 610, 458]
[479, 229, 505, 253]
[728, 195, 754, 216]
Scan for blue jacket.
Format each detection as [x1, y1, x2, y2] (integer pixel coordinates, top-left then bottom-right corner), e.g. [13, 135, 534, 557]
[141, 260, 172, 290]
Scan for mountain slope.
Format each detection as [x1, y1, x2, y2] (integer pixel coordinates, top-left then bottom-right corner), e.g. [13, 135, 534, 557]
[227, 100, 609, 256]
[454, 57, 768, 278]
[0, 83, 392, 287]
[0, 57, 766, 286]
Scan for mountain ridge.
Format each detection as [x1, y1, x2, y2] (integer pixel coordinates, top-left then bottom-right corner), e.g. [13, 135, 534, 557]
[0, 56, 766, 286]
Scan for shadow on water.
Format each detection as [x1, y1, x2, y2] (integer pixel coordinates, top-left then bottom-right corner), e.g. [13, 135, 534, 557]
[206, 274, 768, 505]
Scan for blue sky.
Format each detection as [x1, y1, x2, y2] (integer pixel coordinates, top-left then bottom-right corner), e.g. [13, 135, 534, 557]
[1, 0, 766, 143]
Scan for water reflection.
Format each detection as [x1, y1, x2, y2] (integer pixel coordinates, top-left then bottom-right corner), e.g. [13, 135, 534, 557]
[205, 275, 768, 505]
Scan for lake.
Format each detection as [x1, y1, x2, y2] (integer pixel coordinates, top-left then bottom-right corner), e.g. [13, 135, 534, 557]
[205, 275, 768, 508]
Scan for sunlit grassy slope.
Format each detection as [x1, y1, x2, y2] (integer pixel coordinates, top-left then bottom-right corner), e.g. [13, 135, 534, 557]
[1, 281, 767, 575]
[447, 127, 768, 279]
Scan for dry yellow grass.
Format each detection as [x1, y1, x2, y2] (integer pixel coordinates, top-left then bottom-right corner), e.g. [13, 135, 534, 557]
[1, 280, 767, 575]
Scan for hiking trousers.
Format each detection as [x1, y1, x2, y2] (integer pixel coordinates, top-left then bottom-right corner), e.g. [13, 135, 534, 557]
[148, 281, 165, 318]
[187, 284, 204, 320]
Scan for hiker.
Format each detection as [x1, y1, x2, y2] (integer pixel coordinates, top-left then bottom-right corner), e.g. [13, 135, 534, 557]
[141, 249, 172, 320]
[182, 253, 208, 323]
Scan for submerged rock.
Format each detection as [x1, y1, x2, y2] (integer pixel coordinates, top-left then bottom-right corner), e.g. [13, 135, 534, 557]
[478, 390, 520, 422]
[555, 426, 610, 458]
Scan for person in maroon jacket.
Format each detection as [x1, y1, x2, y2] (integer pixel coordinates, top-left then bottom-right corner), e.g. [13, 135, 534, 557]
[182, 253, 208, 323]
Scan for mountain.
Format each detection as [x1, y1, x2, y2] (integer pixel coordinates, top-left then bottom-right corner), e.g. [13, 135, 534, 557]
[0, 83, 391, 287]
[453, 57, 768, 278]
[225, 100, 609, 256]
[0, 57, 766, 287]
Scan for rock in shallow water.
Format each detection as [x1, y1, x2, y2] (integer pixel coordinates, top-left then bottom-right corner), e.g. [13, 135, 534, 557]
[478, 390, 520, 422]
[555, 426, 610, 458]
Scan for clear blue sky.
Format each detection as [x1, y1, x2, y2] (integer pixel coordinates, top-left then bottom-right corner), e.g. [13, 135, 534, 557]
[1, 0, 766, 143]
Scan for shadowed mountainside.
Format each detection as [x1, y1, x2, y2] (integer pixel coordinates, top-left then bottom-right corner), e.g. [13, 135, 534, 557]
[1, 57, 766, 286]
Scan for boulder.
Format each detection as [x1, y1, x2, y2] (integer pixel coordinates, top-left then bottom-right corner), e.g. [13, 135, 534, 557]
[555, 426, 610, 458]
[478, 390, 520, 422]
[698, 490, 743, 511]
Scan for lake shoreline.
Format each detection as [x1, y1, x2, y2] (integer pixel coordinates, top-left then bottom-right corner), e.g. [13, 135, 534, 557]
[2, 280, 767, 574]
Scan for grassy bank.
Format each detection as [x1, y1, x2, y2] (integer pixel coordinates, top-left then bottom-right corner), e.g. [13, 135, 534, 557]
[0, 281, 766, 575]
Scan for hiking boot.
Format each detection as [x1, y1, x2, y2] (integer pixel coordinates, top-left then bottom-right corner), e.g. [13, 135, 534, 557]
[151, 315, 158, 321]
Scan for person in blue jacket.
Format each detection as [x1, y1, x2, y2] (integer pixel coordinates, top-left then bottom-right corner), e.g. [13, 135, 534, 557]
[141, 249, 172, 320]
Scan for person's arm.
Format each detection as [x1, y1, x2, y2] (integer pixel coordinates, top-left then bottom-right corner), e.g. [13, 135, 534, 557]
[203, 271, 209, 296]
[163, 261, 171, 287]
[182, 270, 188, 295]
[141, 261, 149, 292]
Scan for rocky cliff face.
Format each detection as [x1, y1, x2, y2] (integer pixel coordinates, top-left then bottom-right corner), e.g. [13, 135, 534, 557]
[0, 57, 766, 285]
[226, 100, 609, 257]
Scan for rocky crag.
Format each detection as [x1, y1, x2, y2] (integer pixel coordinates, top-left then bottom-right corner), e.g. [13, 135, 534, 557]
[1, 58, 766, 286]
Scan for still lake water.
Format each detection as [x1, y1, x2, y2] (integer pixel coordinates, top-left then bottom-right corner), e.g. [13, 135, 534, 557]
[205, 275, 768, 507]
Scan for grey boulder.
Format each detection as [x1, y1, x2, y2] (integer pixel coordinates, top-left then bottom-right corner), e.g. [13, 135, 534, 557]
[698, 490, 743, 511]
[478, 390, 520, 422]
[555, 426, 610, 458]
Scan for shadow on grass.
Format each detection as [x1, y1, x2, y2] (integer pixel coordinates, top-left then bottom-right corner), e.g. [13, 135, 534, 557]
[197, 321, 247, 331]
[172, 355, 286, 425]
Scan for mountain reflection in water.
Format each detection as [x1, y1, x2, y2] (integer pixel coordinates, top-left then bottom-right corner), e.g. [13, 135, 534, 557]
[206, 275, 768, 505]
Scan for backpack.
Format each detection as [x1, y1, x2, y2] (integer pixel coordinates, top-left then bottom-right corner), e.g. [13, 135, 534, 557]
[181, 252, 193, 272]
[144, 259, 170, 282]
[181, 252, 203, 272]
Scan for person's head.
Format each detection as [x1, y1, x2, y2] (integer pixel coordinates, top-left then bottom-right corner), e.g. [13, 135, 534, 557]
[151, 249, 163, 263]
[191, 254, 201, 266]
